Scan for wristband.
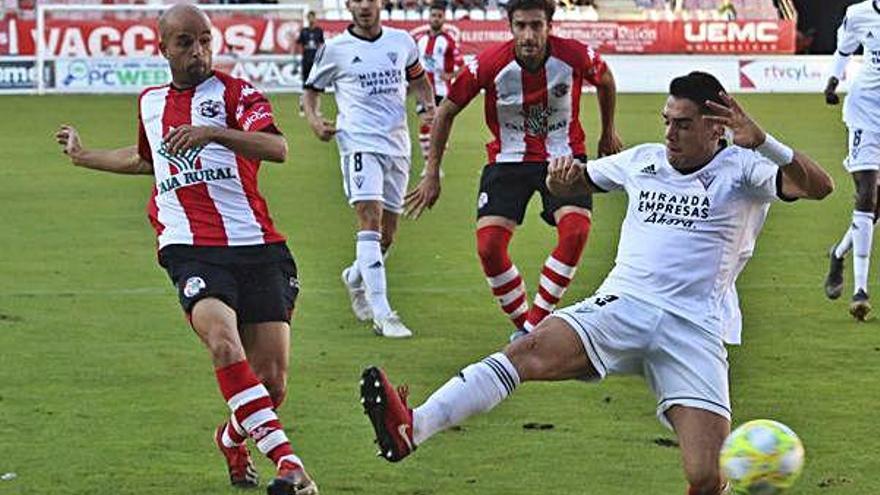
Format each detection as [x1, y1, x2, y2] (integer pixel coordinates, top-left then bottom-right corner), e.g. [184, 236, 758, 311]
[756, 133, 794, 166]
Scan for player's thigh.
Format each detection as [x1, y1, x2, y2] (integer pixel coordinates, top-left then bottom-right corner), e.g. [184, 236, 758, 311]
[548, 293, 661, 380]
[341, 151, 385, 207]
[235, 248, 300, 327]
[503, 316, 597, 382]
[645, 312, 731, 431]
[380, 154, 411, 215]
[666, 405, 730, 485]
[477, 163, 538, 225]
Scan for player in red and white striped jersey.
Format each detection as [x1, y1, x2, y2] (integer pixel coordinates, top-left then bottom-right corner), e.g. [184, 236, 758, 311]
[54, 5, 317, 494]
[414, 3, 462, 170]
[405, 0, 622, 339]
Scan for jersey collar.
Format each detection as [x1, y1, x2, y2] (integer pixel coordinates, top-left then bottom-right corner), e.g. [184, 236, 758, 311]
[669, 139, 730, 176]
[347, 25, 384, 42]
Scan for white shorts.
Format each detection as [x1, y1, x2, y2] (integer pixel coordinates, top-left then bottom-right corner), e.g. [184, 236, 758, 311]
[844, 128, 880, 173]
[340, 152, 410, 213]
[554, 293, 730, 430]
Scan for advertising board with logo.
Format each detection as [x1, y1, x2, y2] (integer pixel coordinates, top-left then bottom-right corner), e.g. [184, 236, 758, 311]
[738, 56, 864, 92]
[55, 57, 170, 92]
[3, 15, 795, 56]
[0, 58, 54, 91]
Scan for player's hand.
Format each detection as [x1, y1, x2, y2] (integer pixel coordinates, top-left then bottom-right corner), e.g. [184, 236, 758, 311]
[824, 76, 840, 105]
[403, 173, 441, 219]
[164, 125, 214, 155]
[598, 129, 623, 157]
[309, 118, 337, 142]
[546, 155, 586, 197]
[55, 124, 83, 162]
[703, 92, 766, 150]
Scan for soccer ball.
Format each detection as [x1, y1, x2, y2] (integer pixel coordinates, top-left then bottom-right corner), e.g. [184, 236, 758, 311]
[720, 420, 805, 495]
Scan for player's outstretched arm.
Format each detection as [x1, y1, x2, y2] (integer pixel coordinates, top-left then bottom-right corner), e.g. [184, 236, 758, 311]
[546, 155, 593, 198]
[595, 69, 623, 157]
[55, 125, 152, 175]
[303, 89, 336, 142]
[164, 125, 288, 163]
[403, 99, 462, 219]
[409, 73, 436, 128]
[704, 93, 834, 200]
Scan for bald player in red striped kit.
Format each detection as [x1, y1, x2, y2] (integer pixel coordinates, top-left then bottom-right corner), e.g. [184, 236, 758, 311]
[404, 0, 622, 340]
[55, 4, 317, 494]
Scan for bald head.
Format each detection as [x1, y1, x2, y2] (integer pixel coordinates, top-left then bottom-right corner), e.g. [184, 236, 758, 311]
[158, 3, 213, 88]
[159, 4, 212, 42]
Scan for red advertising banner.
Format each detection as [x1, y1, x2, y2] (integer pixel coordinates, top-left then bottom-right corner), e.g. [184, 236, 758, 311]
[0, 14, 794, 56]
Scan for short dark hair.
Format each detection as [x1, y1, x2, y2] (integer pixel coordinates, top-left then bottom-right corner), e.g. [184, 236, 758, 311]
[506, 0, 555, 23]
[429, 1, 446, 11]
[669, 71, 726, 114]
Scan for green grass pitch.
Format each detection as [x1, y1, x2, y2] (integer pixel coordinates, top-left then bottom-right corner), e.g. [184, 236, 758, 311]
[0, 92, 878, 494]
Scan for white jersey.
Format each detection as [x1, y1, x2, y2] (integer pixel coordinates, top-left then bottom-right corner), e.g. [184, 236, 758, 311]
[835, 0, 880, 131]
[305, 26, 424, 157]
[586, 143, 791, 344]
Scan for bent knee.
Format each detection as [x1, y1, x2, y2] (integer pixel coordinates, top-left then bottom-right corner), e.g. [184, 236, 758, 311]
[687, 470, 723, 495]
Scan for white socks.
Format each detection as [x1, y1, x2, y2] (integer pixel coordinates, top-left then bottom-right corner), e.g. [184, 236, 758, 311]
[356, 230, 392, 320]
[851, 210, 874, 294]
[834, 228, 854, 259]
[412, 352, 520, 446]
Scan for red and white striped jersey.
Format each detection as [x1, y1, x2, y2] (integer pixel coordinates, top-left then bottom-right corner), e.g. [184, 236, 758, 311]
[137, 71, 285, 249]
[448, 36, 608, 164]
[415, 29, 461, 98]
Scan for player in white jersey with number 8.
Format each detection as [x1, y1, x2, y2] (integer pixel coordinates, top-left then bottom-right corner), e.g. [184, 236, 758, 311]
[303, 0, 436, 338]
[824, 0, 880, 320]
[359, 72, 833, 494]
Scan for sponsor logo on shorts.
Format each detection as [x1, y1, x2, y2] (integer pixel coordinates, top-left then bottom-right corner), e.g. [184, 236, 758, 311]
[354, 175, 365, 189]
[183, 276, 206, 298]
[478, 192, 489, 209]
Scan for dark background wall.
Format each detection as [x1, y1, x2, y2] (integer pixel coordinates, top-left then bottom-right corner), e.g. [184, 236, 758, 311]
[794, 0, 862, 53]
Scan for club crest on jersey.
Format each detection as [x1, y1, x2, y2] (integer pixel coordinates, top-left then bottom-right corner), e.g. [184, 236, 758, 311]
[552, 83, 569, 98]
[158, 140, 204, 172]
[183, 276, 206, 298]
[386, 52, 398, 65]
[198, 99, 223, 118]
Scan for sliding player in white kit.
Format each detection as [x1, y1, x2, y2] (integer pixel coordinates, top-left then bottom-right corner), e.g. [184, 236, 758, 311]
[360, 72, 833, 494]
[823, 0, 880, 320]
[303, 0, 436, 338]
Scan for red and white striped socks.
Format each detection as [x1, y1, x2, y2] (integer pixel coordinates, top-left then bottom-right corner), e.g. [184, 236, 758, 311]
[419, 124, 431, 161]
[215, 360, 302, 470]
[477, 225, 529, 329]
[525, 213, 591, 330]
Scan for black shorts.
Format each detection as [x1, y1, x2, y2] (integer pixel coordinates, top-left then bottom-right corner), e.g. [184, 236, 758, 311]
[158, 242, 299, 324]
[301, 57, 315, 83]
[477, 160, 592, 226]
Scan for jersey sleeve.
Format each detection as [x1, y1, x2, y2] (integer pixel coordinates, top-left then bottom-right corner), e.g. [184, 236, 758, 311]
[740, 152, 795, 203]
[304, 44, 336, 91]
[234, 82, 280, 134]
[405, 35, 426, 81]
[583, 45, 608, 86]
[447, 58, 481, 108]
[296, 30, 305, 46]
[317, 28, 325, 45]
[444, 35, 459, 74]
[137, 115, 152, 164]
[836, 12, 862, 56]
[585, 147, 637, 192]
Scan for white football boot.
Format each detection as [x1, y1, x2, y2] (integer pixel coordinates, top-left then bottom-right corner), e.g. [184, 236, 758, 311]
[341, 268, 373, 321]
[372, 311, 413, 338]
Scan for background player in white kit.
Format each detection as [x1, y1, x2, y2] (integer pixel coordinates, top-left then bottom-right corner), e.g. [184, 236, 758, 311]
[823, 0, 880, 321]
[360, 72, 833, 494]
[303, 0, 436, 338]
